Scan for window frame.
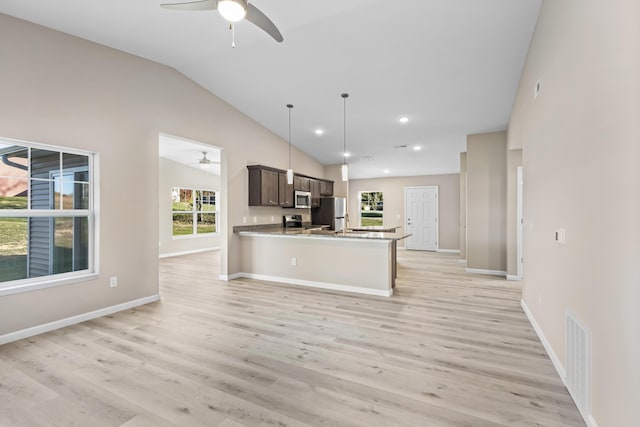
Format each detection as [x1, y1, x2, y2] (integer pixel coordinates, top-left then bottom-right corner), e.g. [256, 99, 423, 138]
[358, 190, 384, 227]
[171, 187, 218, 239]
[0, 137, 98, 297]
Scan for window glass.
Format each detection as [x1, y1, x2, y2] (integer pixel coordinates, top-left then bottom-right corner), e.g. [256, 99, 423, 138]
[0, 140, 95, 290]
[197, 213, 216, 234]
[0, 178, 28, 209]
[0, 217, 28, 282]
[360, 191, 384, 226]
[0, 146, 28, 178]
[172, 188, 217, 236]
[172, 213, 193, 236]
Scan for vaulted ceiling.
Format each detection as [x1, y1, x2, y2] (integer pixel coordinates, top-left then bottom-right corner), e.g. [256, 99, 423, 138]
[0, 0, 542, 178]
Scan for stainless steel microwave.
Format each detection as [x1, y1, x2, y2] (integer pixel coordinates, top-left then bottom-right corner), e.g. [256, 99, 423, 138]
[294, 191, 312, 208]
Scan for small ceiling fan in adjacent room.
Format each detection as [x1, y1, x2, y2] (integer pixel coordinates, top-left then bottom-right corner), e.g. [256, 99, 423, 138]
[160, 0, 283, 44]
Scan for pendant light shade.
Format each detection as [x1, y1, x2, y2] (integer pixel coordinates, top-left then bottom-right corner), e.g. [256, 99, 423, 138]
[286, 104, 294, 185]
[341, 93, 349, 182]
[218, 0, 247, 22]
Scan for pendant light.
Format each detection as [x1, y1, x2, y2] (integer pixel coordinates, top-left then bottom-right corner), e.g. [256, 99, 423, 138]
[286, 104, 294, 185]
[341, 93, 349, 182]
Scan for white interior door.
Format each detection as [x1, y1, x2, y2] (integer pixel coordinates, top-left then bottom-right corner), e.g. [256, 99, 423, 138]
[516, 166, 524, 279]
[405, 187, 438, 251]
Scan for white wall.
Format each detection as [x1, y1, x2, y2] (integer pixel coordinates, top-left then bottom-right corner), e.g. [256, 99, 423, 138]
[508, 1, 639, 425]
[158, 157, 220, 257]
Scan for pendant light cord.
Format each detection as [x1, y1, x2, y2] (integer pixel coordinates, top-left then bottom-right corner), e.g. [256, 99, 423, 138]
[342, 93, 348, 164]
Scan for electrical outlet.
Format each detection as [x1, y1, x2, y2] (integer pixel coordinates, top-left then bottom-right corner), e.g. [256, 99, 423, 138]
[242, 216, 247, 224]
[291, 257, 297, 266]
[271, 216, 275, 222]
[109, 276, 118, 288]
[555, 228, 566, 244]
[253, 216, 257, 223]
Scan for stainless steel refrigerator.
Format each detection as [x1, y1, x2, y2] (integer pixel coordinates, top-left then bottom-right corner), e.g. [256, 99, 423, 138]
[311, 197, 346, 231]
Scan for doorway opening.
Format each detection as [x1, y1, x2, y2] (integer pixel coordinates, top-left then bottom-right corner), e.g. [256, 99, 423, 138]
[158, 134, 223, 277]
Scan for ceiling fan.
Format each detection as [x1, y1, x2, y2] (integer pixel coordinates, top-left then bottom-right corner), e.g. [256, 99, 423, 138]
[160, 0, 283, 43]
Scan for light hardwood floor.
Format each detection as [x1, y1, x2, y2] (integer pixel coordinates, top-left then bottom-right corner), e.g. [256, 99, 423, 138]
[0, 250, 585, 426]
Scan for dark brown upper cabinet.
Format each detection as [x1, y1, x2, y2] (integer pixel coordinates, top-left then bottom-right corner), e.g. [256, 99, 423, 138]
[319, 180, 334, 196]
[293, 175, 310, 192]
[278, 172, 294, 207]
[310, 179, 321, 208]
[248, 165, 280, 206]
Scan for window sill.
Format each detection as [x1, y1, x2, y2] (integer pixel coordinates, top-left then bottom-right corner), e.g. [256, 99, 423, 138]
[172, 233, 219, 240]
[0, 272, 100, 297]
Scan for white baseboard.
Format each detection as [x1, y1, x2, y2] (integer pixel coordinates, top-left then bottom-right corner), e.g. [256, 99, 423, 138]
[231, 273, 393, 298]
[0, 294, 161, 345]
[437, 249, 460, 254]
[520, 299, 566, 381]
[521, 299, 598, 427]
[466, 268, 507, 277]
[159, 247, 219, 259]
[218, 273, 242, 281]
[506, 274, 522, 281]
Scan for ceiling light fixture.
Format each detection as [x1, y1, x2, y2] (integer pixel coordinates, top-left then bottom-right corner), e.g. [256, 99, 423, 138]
[399, 116, 409, 124]
[383, 169, 390, 174]
[314, 129, 324, 135]
[341, 93, 349, 182]
[343, 152, 351, 158]
[413, 145, 422, 151]
[217, 0, 247, 22]
[199, 151, 211, 170]
[286, 104, 294, 185]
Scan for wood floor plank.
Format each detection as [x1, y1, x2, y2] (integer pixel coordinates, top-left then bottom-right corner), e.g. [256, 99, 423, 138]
[0, 250, 585, 426]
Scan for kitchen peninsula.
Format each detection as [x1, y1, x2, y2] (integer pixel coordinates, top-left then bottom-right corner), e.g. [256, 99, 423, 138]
[235, 226, 410, 297]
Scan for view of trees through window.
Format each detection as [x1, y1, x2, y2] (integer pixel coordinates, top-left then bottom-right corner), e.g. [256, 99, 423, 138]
[0, 142, 92, 285]
[360, 191, 383, 226]
[172, 188, 216, 236]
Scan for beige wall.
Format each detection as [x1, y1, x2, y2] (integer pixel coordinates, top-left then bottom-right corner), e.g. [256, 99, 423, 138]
[0, 14, 324, 335]
[508, 1, 639, 425]
[459, 153, 467, 261]
[347, 174, 459, 250]
[466, 131, 507, 273]
[158, 157, 220, 257]
[239, 235, 392, 294]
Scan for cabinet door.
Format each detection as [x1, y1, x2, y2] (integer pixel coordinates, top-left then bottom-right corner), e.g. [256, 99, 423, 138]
[294, 175, 310, 191]
[320, 180, 334, 196]
[310, 179, 321, 207]
[279, 173, 294, 207]
[261, 169, 279, 206]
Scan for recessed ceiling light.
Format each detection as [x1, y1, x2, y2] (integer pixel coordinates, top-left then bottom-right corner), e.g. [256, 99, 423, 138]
[399, 116, 409, 124]
[383, 169, 390, 174]
[343, 152, 351, 158]
[314, 129, 324, 135]
[413, 145, 422, 151]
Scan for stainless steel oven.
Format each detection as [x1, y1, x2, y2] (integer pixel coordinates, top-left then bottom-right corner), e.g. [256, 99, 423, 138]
[294, 191, 312, 209]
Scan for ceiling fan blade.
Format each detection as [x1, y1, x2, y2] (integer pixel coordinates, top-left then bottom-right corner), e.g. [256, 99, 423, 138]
[246, 3, 283, 42]
[160, 0, 217, 11]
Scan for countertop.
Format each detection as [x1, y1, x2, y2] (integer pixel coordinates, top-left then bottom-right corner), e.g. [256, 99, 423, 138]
[238, 228, 411, 241]
[348, 225, 402, 233]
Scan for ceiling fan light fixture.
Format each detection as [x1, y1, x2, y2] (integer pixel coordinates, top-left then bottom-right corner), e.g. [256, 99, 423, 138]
[218, 0, 247, 22]
[199, 151, 211, 170]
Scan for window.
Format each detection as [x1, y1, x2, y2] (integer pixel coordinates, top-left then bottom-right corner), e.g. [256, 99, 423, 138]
[360, 191, 383, 226]
[172, 187, 217, 237]
[0, 139, 95, 291]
